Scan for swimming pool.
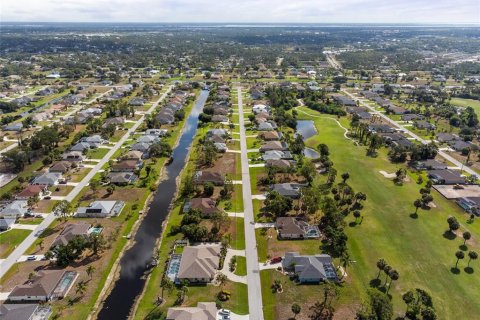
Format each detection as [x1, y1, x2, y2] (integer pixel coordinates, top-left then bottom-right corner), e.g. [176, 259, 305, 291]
[166, 254, 182, 282]
[89, 227, 103, 234]
[53, 271, 78, 298]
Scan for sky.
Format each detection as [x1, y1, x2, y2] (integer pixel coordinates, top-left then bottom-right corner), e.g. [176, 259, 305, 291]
[2, 0, 479, 24]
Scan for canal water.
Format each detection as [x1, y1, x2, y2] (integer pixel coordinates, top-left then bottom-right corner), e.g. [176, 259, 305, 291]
[295, 120, 321, 159]
[97, 89, 209, 319]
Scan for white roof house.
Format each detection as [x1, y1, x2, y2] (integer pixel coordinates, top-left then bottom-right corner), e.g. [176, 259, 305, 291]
[76, 200, 125, 218]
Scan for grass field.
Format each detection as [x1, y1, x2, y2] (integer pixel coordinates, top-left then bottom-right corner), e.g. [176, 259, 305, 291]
[0, 229, 31, 258]
[451, 97, 480, 115]
[294, 107, 480, 319]
[86, 147, 110, 159]
[234, 256, 247, 276]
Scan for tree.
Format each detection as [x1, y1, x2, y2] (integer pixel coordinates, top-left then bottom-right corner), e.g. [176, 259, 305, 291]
[106, 184, 115, 195]
[447, 217, 460, 234]
[341, 172, 350, 184]
[292, 303, 301, 319]
[386, 269, 399, 293]
[75, 280, 87, 297]
[86, 265, 95, 280]
[356, 289, 393, 320]
[353, 210, 361, 224]
[90, 179, 100, 192]
[455, 251, 465, 269]
[216, 272, 227, 289]
[88, 233, 107, 255]
[468, 251, 478, 268]
[402, 288, 436, 319]
[376, 259, 387, 279]
[160, 277, 174, 299]
[462, 231, 471, 246]
[414, 199, 423, 213]
[383, 265, 392, 286]
[300, 160, 316, 184]
[264, 191, 293, 218]
[203, 182, 214, 197]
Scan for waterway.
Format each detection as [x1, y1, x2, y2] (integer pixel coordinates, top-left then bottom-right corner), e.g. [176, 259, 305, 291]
[97, 89, 209, 319]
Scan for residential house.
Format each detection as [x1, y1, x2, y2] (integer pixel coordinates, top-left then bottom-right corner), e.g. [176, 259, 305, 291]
[51, 223, 91, 247]
[176, 244, 221, 283]
[437, 133, 460, 143]
[62, 151, 85, 162]
[145, 129, 167, 136]
[107, 172, 138, 185]
[401, 114, 424, 122]
[262, 150, 294, 161]
[0, 218, 16, 231]
[428, 169, 467, 185]
[282, 252, 337, 283]
[80, 135, 105, 147]
[259, 141, 288, 152]
[111, 159, 143, 172]
[166, 302, 217, 320]
[16, 185, 47, 200]
[211, 115, 228, 123]
[0, 303, 47, 320]
[129, 97, 146, 106]
[448, 140, 477, 152]
[49, 161, 72, 174]
[183, 198, 220, 217]
[332, 95, 356, 106]
[259, 131, 281, 141]
[265, 159, 293, 170]
[76, 201, 125, 218]
[122, 150, 144, 160]
[214, 143, 227, 153]
[252, 104, 269, 114]
[102, 117, 125, 128]
[413, 159, 448, 170]
[32, 172, 62, 186]
[131, 142, 152, 153]
[271, 183, 303, 199]
[368, 124, 395, 134]
[3, 123, 23, 132]
[8, 270, 78, 302]
[456, 197, 480, 216]
[276, 217, 320, 239]
[194, 171, 225, 186]
[206, 129, 229, 138]
[70, 142, 91, 152]
[258, 121, 277, 131]
[414, 121, 436, 131]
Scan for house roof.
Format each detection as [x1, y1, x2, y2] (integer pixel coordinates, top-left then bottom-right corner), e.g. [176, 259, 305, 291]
[187, 198, 220, 215]
[51, 223, 91, 247]
[111, 160, 140, 171]
[194, 171, 224, 184]
[1, 200, 28, 218]
[9, 270, 66, 299]
[123, 150, 144, 160]
[282, 252, 336, 280]
[276, 217, 311, 237]
[166, 302, 217, 320]
[428, 169, 467, 185]
[107, 172, 137, 184]
[260, 131, 280, 140]
[177, 244, 221, 280]
[265, 159, 292, 168]
[16, 185, 45, 198]
[271, 183, 302, 198]
[49, 161, 71, 173]
[0, 303, 39, 320]
[260, 141, 287, 152]
[33, 172, 62, 185]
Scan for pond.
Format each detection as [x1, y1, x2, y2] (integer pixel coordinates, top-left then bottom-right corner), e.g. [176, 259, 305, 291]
[303, 147, 320, 159]
[295, 120, 317, 140]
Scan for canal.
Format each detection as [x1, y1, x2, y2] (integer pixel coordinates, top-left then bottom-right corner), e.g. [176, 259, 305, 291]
[97, 89, 209, 319]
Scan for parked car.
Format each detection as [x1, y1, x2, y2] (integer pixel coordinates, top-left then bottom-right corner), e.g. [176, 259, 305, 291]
[27, 256, 36, 261]
[270, 256, 282, 264]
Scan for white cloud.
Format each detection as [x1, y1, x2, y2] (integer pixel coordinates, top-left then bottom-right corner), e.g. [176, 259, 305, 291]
[2, 0, 479, 23]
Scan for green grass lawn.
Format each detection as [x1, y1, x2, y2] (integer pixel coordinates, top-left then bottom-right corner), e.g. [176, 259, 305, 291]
[234, 255, 247, 276]
[249, 166, 266, 194]
[86, 147, 110, 159]
[0, 229, 31, 258]
[451, 97, 480, 115]
[296, 107, 480, 319]
[229, 217, 245, 250]
[17, 218, 43, 225]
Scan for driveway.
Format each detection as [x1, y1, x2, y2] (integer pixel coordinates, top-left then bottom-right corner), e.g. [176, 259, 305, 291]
[219, 249, 247, 284]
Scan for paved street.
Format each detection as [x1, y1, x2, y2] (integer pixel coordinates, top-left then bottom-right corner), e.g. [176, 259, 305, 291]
[237, 87, 264, 320]
[0, 86, 173, 279]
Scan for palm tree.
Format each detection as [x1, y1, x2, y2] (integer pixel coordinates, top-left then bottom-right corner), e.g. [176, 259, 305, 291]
[341, 172, 350, 184]
[86, 265, 95, 280]
[216, 273, 227, 289]
[462, 231, 471, 246]
[291, 303, 301, 319]
[376, 259, 386, 279]
[75, 280, 87, 297]
[386, 270, 399, 294]
[160, 277, 173, 299]
[468, 251, 478, 268]
[339, 251, 350, 280]
[353, 210, 361, 224]
[455, 251, 465, 269]
[383, 265, 392, 286]
[413, 199, 422, 213]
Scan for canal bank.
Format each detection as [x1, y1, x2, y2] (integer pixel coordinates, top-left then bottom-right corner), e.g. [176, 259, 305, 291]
[96, 89, 210, 320]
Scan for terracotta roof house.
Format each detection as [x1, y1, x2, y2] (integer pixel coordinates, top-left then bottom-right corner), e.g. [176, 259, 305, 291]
[111, 159, 143, 172]
[194, 171, 225, 186]
[183, 198, 220, 216]
[16, 185, 47, 200]
[276, 217, 320, 239]
[76, 201, 125, 218]
[259, 141, 288, 152]
[8, 270, 78, 302]
[166, 302, 217, 320]
[282, 252, 337, 283]
[176, 244, 221, 283]
[51, 223, 91, 247]
[49, 161, 72, 173]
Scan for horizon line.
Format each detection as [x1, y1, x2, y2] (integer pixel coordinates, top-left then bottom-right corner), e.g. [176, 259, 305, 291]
[1, 21, 480, 25]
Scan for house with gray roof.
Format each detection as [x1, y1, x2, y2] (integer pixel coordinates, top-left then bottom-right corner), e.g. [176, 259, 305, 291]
[276, 217, 320, 239]
[32, 172, 62, 186]
[428, 169, 467, 185]
[0, 303, 47, 320]
[270, 183, 303, 199]
[107, 172, 138, 185]
[0, 200, 28, 218]
[70, 142, 91, 152]
[0, 218, 16, 231]
[76, 200, 125, 218]
[51, 223, 91, 247]
[282, 252, 337, 283]
[258, 121, 277, 131]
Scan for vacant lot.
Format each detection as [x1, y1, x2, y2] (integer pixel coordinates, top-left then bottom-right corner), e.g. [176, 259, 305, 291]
[0, 229, 31, 258]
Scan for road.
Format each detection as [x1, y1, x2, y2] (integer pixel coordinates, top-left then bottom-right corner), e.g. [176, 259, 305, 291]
[0, 86, 173, 279]
[323, 51, 342, 70]
[341, 89, 478, 176]
[236, 87, 264, 320]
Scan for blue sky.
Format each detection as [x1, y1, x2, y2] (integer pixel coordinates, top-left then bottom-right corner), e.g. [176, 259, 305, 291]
[2, 0, 479, 23]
